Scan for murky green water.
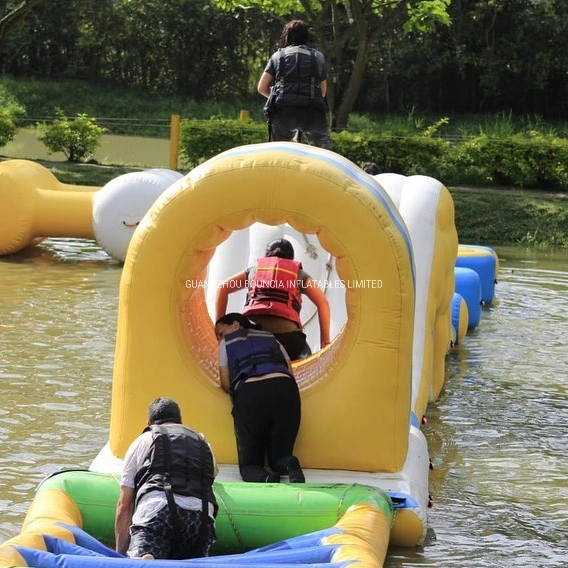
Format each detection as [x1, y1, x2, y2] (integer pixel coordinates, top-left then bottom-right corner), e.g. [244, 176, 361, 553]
[2, 129, 172, 168]
[0, 240, 567, 566]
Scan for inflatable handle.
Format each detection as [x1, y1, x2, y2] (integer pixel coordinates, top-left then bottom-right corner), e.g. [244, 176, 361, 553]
[0, 160, 99, 255]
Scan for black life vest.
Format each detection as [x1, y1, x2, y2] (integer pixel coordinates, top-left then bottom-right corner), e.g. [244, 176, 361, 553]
[224, 328, 292, 392]
[272, 45, 326, 110]
[134, 423, 217, 514]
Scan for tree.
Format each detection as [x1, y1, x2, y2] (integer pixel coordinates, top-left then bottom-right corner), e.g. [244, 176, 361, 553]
[212, 0, 451, 129]
[0, 0, 47, 40]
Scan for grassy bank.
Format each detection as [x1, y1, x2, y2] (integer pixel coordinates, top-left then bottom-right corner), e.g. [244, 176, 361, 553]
[22, 159, 567, 250]
[451, 188, 568, 248]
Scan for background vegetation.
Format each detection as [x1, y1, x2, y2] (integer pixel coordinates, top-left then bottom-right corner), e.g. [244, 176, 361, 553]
[1, 1, 568, 127]
[0, 0, 567, 248]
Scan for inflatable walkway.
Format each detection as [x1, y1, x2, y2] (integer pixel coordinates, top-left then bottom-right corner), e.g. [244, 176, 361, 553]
[0, 143, 472, 567]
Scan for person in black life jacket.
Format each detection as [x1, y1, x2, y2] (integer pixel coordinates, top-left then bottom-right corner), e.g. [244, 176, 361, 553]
[257, 19, 332, 149]
[114, 397, 218, 560]
[215, 312, 306, 484]
[215, 238, 331, 361]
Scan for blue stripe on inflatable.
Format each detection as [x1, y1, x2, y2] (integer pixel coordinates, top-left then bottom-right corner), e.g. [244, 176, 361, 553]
[212, 144, 416, 287]
[16, 526, 354, 568]
[410, 411, 421, 429]
[387, 492, 418, 509]
[43, 535, 108, 557]
[15, 547, 354, 568]
[55, 524, 122, 557]
[451, 292, 463, 340]
[245, 527, 342, 552]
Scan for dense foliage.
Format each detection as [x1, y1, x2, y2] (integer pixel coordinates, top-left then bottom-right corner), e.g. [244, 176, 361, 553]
[177, 116, 568, 191]
[35, 160, 568, 249]
[0, 0, 567, 129]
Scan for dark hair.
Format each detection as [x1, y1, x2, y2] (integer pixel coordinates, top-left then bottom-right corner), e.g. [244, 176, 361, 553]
[215, 312, 262, 330]
[361, 162, 381, 175]
[279, 19, 309, 48]
[265, 238, 294, 259]
[148, 397, 182, 425]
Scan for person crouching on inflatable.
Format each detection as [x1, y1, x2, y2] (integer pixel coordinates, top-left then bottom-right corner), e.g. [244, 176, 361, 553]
[215, 312, 305, 483]
[215, 238, 330, 360]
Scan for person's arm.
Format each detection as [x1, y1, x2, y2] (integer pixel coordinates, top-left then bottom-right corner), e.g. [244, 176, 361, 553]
[115, 485, 135, 555]
[320, 79, 327, 98]
[257, 71, 274, 98]
[215, 271, 248, 320]
[205, 441, 219, 477]
[303, 277, 331, 347]
[218, 339, 231, 393]
[219, 365, 231, 393]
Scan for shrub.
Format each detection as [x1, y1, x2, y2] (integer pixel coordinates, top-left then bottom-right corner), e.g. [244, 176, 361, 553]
[39, 109, 108, 162]
[179, 117, 267, 167]
[447, 133, 568, 189]
[0, 84, 24, 147]
[332, 131, 451, 179]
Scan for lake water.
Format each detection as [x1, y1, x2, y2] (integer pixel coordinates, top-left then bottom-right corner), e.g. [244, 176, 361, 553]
[1, 129, 172, 168]
[0, 240, 567, 567]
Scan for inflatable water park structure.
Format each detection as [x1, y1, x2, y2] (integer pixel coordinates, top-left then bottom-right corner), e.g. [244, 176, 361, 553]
[0, 145, 498, 568]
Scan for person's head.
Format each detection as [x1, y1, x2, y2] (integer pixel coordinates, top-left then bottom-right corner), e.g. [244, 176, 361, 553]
[265, 238, 295, 260]
[279, 19, 309, 48]
[361, 162, 381, 175]
[215, 313, 261, 341]
[148, 397, 182, 425]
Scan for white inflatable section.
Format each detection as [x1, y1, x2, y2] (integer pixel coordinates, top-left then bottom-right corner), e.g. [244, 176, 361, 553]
[205, 224, 346, 351]
[376, 173, 455, 414]
[93, 169, 183, 262]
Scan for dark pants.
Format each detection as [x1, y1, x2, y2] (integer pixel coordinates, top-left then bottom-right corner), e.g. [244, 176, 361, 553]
[274, 330, 311, 361]
[232, 376, 301, 482]
[270, 106, 332, 149]
[128, 505, 215, 560]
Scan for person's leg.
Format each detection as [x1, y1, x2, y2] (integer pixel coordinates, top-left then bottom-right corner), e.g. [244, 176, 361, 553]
[266, 377, 302, 477]
[232, 385, 277, 482]
[176, 509, 216, 559]
[274, 330, 309, 361]
[303, 109, 333, 150]
[127, 506, 171, 559]
[270, 107, 300, 142]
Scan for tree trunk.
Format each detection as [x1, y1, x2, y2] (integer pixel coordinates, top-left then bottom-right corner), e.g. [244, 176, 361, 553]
[0, 0, 46, 41]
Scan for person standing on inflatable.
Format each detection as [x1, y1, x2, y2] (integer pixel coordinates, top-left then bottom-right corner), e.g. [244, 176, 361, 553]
[258, 19, 332, 149]
[115, 397, 218, 560]
[215, 238, 330, 360]
[215, 312, 305, 483]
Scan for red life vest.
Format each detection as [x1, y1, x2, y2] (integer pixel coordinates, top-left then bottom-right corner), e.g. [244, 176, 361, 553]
[243, 257, 303, 327]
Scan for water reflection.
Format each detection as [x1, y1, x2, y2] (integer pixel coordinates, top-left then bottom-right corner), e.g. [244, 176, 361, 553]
[0, 241, 567, 567]
[0, 238, 120, 540]
[403, 247, 568, 567]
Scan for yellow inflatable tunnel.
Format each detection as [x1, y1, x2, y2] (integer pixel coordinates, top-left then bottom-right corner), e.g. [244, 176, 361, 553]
[109, 142, 415, 474]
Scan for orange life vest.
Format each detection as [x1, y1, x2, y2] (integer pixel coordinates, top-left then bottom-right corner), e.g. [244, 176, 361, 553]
[242, 257, 302, 327]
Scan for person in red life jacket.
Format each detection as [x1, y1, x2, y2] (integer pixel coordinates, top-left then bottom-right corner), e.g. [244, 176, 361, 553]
[215, 312, 305, 484]
[215, 238, 331, 361]
[115, 397, 218, 560]
[257, 19, 332, 149]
